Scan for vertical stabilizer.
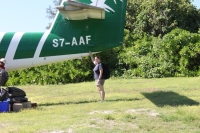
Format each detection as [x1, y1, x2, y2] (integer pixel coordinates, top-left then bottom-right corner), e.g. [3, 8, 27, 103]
[47, 0, 127, 53]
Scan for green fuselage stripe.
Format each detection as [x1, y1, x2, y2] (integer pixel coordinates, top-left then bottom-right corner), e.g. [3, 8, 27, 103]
[14, 32, 44, 59]
[0, 32, 15, 57]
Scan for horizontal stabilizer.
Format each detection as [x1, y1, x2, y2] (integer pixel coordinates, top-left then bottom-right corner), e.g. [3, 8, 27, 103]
[56, 0, 105, 20]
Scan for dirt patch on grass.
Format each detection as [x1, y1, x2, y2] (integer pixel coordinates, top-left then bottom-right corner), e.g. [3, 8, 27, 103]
[0, 123, 7, 128]
[41, 129, 73, 133]
[126, 108, 159, 116]
[89, 118, 138, 130]
[89, 110, 114, 115]
[89, 108, 159, 117]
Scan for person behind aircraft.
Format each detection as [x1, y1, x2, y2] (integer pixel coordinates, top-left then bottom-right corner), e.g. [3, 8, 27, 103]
[89, 52, 105, 102]
[0, 58, 6, 70]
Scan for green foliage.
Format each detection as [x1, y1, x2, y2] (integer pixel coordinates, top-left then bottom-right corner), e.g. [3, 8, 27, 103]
[179, 40, 200, 76]
[115, 0, 200, 78]
[127, 0, 200, 37]
[119, 28, 200, 78]
[7, 57, 93, 85]
[162, 28, 200, 76]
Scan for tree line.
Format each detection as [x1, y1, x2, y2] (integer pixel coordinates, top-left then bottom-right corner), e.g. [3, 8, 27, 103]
[7, 0, 200, 85]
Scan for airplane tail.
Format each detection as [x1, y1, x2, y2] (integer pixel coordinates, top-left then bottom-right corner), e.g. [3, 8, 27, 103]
[47, 0, 127, 53]
[0, 0, 127, 71]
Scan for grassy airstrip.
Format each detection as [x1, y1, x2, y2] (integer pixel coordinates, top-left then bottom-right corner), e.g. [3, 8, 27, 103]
[0, 77, 200, 133]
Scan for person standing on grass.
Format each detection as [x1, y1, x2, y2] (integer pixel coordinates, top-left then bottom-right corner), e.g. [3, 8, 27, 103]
[89, 51, 105, 102]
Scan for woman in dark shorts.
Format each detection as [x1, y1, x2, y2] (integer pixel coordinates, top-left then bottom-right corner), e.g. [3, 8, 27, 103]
[89, 52, 105, 102]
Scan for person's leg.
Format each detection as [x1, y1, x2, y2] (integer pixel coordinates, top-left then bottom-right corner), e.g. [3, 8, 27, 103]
[95, 80, 105, 101]
[97, 85, 105, 101]
[102, 85, 105, 101]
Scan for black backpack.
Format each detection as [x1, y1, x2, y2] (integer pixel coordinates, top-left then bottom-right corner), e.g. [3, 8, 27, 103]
[0, 68, 9, 86]
[6, 87, 26, 98]
[102, 63, 110, 80]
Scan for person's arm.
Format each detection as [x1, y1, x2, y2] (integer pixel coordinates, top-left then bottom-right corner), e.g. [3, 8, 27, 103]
[99, 69, 103, 80]
[89, 51, 95, 64]
[98, 63, 103, 81]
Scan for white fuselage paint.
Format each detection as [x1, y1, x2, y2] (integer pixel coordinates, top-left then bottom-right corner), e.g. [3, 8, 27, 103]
[5, 32, 25, 62]
[0, 32, 6, 43]
[6, 53, 90, 72]
[33, 31, 50, 58]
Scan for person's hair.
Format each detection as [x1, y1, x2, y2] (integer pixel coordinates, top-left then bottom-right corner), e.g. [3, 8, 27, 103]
[95, 56, 100, 59]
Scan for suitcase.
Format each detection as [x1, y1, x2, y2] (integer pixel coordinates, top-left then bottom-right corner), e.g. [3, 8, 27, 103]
[0, 101, 9, 112]
[13, 103, 23, 112]
[22, 102, 31, 108]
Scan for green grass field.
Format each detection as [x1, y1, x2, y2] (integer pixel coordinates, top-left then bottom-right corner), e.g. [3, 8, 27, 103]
[0, 77, 200, 133]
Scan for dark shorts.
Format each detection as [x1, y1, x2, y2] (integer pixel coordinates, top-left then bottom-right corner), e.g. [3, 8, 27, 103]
[95, 79, 105, 86]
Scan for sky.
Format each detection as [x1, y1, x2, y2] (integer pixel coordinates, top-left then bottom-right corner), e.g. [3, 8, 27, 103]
[0, 0, 54, 32]
[0, 0, 199, 32]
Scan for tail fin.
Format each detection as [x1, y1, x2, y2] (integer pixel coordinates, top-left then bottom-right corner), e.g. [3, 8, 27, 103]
[49, 0, 127, 52]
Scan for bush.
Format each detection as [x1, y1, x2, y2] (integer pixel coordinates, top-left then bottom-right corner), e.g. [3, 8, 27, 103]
[118, 28, 200, 78]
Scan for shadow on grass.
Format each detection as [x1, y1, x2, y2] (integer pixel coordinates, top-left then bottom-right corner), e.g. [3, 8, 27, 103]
[141, 91, 199, 107]
[38, 98, 141, 107]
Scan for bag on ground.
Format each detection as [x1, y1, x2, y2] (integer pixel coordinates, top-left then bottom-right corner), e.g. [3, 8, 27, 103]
[6, 87, 26, 98]
[9, 97, 28, 103]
